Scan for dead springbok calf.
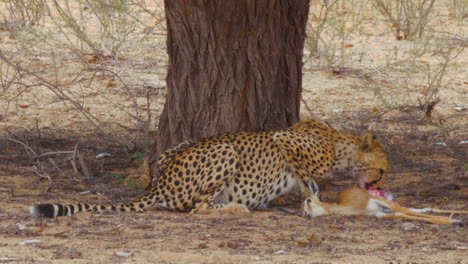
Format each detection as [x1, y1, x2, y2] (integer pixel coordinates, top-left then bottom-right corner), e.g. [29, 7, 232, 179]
[303, 180, 466, 225]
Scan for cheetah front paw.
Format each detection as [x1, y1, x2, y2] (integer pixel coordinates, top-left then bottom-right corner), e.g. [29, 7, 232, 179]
[223, 202, 250, 215]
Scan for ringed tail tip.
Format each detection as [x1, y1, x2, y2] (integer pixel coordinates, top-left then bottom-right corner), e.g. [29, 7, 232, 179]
[29, 204, 58, 218]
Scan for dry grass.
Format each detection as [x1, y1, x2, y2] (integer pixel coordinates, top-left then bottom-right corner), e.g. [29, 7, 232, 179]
[0, 0, 168, 153]
[305, 0, 466, 124]
[372, 0, 437, 40]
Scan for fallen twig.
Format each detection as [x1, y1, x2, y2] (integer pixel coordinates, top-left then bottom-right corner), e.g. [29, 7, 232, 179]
[77, 153, 93, 179]
[71, 144, 79, 174]
[0, 49, 135, 150]
[0, 137, 37, 158]
[414, 180, 465, 198]
[36, 151, 75, 159]
[32, 164, 52, 185]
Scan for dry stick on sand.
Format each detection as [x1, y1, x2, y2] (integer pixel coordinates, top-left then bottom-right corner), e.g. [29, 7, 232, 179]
[77, 152, 93, 179]
[71, 144, 79, 174]
[0, 137, 38, 158]
[0, 50, 135, 150]
[414, 180, 466, 198]
[32, 164, 52, 185]
[0, 136, 85, 183]
[37, 151, 75, 159]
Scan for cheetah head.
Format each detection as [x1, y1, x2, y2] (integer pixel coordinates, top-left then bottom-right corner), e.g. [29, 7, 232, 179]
[354, 133, 389, 190]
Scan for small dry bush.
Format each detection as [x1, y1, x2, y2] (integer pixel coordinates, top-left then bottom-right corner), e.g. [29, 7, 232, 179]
[0, 0, 167, 152]
[448, 0, 468, 19]
[305, 0, 374, 68]
[304, 0, 466, 124]
[0, 0, 45, 35]
[372, 0, 436, 40]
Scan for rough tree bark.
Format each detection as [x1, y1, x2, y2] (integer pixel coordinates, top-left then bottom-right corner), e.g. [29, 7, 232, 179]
[149, 0, 310, 172]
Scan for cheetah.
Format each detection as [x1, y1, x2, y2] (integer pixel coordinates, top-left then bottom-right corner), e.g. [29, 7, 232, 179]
[30, 119, 389, 218]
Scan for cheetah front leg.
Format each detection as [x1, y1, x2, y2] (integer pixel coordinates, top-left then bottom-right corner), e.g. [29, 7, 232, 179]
[273, 130, 335, 213]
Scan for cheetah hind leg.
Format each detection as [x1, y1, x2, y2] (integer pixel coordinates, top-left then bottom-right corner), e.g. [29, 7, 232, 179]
[188, 144, 249, 215]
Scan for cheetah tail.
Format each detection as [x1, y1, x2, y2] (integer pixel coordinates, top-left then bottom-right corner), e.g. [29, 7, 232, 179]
[29, 195, 158, 218]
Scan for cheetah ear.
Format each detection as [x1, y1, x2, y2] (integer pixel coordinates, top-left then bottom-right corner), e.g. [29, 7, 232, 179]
[359, 132, 377, 151]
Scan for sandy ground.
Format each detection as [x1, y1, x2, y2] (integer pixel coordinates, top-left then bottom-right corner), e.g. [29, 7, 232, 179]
[0, 0, 467, 263]
[0, 167, 467, 264]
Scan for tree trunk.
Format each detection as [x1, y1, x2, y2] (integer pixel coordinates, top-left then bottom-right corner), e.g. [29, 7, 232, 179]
[149, 0, 310, 173]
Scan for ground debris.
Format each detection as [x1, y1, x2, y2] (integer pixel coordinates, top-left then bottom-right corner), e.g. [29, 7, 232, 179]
[54, 247, 82, 259]
[0, 257, 20, 263]
[115, 251, 134, 258]
[19, 239, 41, 246]
[296, 231, 323, 247]
[401, 222, 419, 231]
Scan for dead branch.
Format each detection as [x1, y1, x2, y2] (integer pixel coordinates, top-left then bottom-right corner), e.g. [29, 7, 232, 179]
[36, 151, 75, 159]
[32, 163, 52, 185]
[0, 49, 135, 151]
[0, 136, 37, 158]
[421, 98, 441, 123]
[71, 144, 79, 174]
[414, 180, 466, 198]
[48, 158, 62, 174]
[301, 98, 315, 118]
[0, 155, 19, 159]
[77, 153, 93, 179]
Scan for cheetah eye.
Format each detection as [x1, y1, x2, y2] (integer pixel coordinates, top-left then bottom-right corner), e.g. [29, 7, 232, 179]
[379, 169, 385, 175]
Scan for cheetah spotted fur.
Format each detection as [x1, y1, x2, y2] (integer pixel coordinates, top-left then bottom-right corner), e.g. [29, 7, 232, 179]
[30, 119, 389, 218]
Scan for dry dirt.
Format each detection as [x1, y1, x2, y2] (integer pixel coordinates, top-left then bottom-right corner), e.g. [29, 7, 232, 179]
[1, 0, 468, 263]
[0, 165, 467, 264]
